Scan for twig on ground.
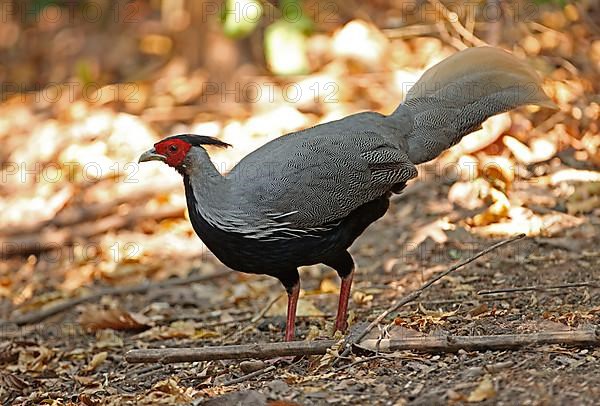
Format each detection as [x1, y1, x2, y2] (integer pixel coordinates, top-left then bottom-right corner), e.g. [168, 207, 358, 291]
[220, 365, 277, 386]
[124, 329, 600, 364]
[358, 330, 600, 352]
[163, 313, 253, 326]
[467, 360, 514, 376]
[0, 187, 178, 237]
[427, 0, 488, 47]
[478, 282, 599, 295]
[251, 293, 283, 324]
[117, 364, 166, 382]
[2, 271, 230, 326]
[435, 20, 467, 50]
[222, 292, 283, 342]
[125, 340, 335, 363]
[332, 233, 526, 365]
[1, 205, 184, 257]
[383, 24, 440, 39]
[533, 111, 566, 134]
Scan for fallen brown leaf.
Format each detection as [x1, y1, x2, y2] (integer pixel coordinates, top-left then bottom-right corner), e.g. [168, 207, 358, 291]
[0, 374, 28, 391]
[78, 306, 151, 332]
[85, 351, 108, 372]
[74, 375, 99, 386]
[138, 320, 220, 340]
[143, 377, 198, 404]
[467, 375, 496, 402]
[17, 345, 54, 372]
[94, 329, 124, 349]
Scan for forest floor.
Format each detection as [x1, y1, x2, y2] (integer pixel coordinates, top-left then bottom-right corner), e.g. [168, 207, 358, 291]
[1, 175, 598, 406]
[1, 1, 599, 404]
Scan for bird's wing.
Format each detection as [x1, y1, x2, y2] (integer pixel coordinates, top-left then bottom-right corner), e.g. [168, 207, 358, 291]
[229, 121, 417, 232]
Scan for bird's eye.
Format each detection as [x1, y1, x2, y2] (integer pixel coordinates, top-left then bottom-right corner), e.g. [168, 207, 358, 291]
[169, 144, 178, 152]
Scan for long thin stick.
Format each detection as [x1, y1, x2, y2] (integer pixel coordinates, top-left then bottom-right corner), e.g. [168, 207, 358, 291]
[125, 340, 336, 363]
[333, 234, 526, 364]
[478, 282, 599, 295]
[2, 271, 229, 326]
[221, 365, 277, 386]
[358, 330, 599, 352]
[427, 0, 488, 47]
[124, 329, 599, 364]
[1, 206, 184, 257]
[222, 293, 283, 342]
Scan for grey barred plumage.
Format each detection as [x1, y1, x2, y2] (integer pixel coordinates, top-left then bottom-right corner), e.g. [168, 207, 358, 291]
[397, 47, 555, 164]
[139, 47, 556, 341]
[225, 126, 418, 230]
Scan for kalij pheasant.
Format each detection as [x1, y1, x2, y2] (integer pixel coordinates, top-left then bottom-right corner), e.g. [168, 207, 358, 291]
[139, 47, 555, 341]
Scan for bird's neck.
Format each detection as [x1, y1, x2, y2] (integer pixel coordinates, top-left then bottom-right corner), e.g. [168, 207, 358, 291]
[181, 147, 230, 220]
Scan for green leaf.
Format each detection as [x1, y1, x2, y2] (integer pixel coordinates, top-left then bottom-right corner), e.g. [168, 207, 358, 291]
[221, 0, 263, 39]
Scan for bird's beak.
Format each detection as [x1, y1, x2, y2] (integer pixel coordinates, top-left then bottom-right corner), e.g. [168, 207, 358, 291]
[138, 148, 166, 163]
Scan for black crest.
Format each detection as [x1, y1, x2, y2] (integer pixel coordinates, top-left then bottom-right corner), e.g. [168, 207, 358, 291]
[164, 134, 231, 148]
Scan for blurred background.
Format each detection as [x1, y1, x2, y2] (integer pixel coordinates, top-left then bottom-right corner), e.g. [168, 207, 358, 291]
[0, 0, 599, 402]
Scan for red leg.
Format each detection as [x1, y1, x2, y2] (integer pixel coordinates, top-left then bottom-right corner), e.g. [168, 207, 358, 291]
[334, 270, 354, 333]
[285, 283, 300, 341]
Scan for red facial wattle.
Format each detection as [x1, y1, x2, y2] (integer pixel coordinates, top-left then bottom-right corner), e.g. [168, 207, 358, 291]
[154, 139, 192, 168]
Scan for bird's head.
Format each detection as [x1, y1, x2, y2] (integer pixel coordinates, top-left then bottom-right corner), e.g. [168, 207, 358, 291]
[138, 134, 231, 170]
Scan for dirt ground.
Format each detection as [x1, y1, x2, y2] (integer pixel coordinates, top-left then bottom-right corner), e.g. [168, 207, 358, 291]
[1, 175, 598, 406]
[1, 2, 599, 404]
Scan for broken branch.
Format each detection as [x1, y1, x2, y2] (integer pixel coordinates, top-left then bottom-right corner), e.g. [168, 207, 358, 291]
[124, 329, 599, 364]
[358, 330, 600, 352]
[221, 365, 277, 386]
[125, 340, 335, 363]
[478, 282, 600, 295]
[2, 271, 229, 326]
[334, 233, 527, 364]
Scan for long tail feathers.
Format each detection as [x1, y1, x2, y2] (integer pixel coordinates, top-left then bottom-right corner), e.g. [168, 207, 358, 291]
[393, 47, 556, 164]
